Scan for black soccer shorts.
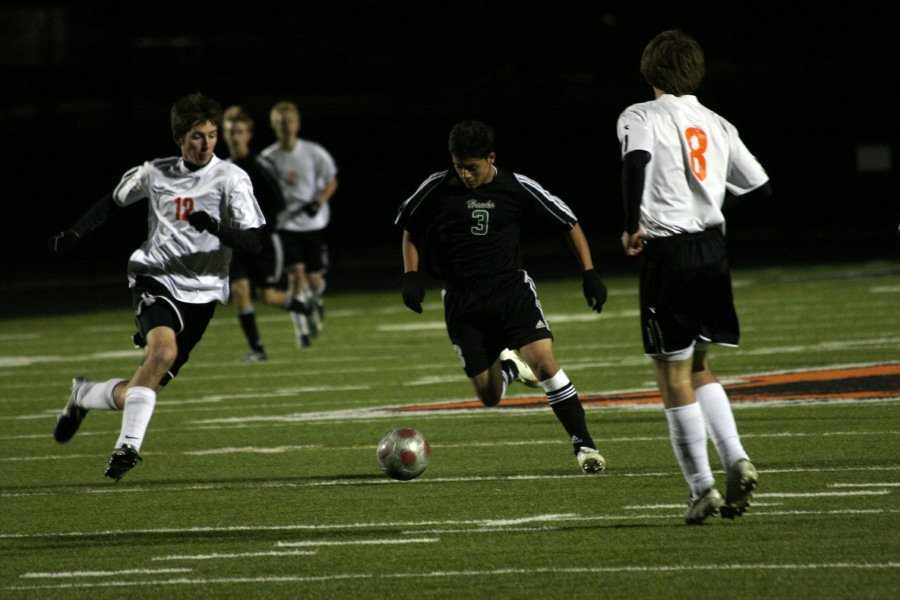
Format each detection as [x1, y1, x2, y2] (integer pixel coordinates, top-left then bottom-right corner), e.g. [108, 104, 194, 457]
[230, 231, 285, 288]
[443, 270, 553, 377]
[278, 230, 329, 275]
[639, 228, 739, 359]
[130, 276, 216, 386]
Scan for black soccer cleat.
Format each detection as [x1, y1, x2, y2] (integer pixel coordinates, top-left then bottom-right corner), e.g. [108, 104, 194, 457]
[53, 377, 91, 443]
[104, 444, 143, 482]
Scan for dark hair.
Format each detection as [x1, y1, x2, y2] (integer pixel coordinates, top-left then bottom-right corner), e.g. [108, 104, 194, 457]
[640, 30, 705, 96]
[171, 92, 223, 139]
[448, 120, 495, 158]
[223, 105, 254, 131]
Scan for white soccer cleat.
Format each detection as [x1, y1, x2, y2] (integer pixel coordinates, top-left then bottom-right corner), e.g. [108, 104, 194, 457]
[684, 487, 724, 525]
[499, 349, 540, 388]
[721, 459, 758, 519]
[576, 447, 606, 474]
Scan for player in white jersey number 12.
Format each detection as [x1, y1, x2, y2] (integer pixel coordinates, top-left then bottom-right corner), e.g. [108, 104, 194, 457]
[47, 92, 266, 482]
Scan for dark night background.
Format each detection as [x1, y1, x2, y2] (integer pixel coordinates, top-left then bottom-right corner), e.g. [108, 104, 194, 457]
[1, 1, 896, 316]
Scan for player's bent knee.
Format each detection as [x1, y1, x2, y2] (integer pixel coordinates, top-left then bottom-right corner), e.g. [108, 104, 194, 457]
[479, 393, 501, 407]
[145, 345, 178, 371]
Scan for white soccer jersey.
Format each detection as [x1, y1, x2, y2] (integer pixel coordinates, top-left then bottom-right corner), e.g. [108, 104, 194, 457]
[617, 94, 768, 238]
[113, 155, 265, 304]
[260, 139, 337, 232]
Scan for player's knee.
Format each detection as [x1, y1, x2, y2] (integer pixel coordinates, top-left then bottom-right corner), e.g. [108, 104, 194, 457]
[479, 391, 501, 407]
[473, 379, 502, 407]
[528, 357, 558, 382]
[145, 343, 177, 371]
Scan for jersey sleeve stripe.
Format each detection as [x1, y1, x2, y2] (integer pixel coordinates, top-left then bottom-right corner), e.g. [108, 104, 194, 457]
[513, 173, 577, 225]
[394, 170, 447, 225]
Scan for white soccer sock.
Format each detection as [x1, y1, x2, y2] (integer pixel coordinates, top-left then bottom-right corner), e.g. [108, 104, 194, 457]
[114, 386, 156, 452]
[541, 369, 578, 403]
[289, 294, 310, 338]
[665, 402, 715, 497]
[696, 382, 749, 471]
[79, 378, 126, 410]
[290, 311, 310, 335]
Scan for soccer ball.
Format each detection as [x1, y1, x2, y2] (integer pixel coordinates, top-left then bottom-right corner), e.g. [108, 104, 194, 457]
[376, 427, 430, 480]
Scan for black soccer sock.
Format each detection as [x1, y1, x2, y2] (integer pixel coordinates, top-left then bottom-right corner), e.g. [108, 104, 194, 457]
[544, 370, 596, 454]
[500, 359, 518, 387]
[550, 397, 596, 454]
[238, 310, 263, 351]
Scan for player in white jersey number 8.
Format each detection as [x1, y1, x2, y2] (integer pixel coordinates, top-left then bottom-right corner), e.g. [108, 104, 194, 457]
[617, 30, 771, 524]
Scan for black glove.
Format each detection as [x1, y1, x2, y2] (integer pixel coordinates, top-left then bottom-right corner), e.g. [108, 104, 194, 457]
[187, 211, 220, 234]
[401, 271, 425, 314]
[302, 201, 321, 217]
[582, 268, 608, 313]
[48, 229, 80, 256]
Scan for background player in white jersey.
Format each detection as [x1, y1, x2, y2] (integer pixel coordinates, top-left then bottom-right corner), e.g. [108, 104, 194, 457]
[261, 101, 338, 348]
[617, 30, 772, 524]
[222, 105, 303, 362]
[47, 92, 265, 481]
[396, 120, 609, 475]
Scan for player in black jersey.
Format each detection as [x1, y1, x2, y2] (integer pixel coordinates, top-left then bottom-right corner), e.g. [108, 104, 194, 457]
[223, 106, 308, 362]
[395, 120, 609, 474]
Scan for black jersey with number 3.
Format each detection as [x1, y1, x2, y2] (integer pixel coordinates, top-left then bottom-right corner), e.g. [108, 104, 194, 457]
[395, 167, 578, 282]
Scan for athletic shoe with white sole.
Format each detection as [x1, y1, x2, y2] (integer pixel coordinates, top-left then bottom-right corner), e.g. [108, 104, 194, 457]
[720, 459, 758, 519]
[576, 446, 606, 474]
[684, 487, 724, 525]
[53, 377, 92, 443]
[104, 444, 143, 482]
[499, 349, 540, 388]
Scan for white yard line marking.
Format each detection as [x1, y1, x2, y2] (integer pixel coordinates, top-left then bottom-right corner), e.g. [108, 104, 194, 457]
[276, 537, 439, 547]
[4, 510, 897, 542]
[759, 491, 891, 498]
[184, 445, 320, 456]
[744, 337, 900, 355]
[8, 562, 899, 590]
[2, 428, 898, 462]
[0, 514, 575, 540]
[3, 462, 900, 498]
[375, 310, 640, 332]
[829, 482, 900, 488]
[0, 350, 141, 368]
[20, 568, 191, 579]
[624, 502, 782, 510]
[157, 386, 371, 406]
[152, 550, 316, 561]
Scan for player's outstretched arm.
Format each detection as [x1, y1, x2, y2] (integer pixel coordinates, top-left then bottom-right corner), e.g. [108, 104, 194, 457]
[48, 192, 118, 256]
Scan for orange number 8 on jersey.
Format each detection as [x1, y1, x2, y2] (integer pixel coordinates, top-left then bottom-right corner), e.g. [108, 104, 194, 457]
[684, 127, 707, 181]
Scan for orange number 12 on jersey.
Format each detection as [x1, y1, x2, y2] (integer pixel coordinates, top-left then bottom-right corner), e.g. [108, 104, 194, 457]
[174, 197, 195, 221]
[684, 127, 707, 181]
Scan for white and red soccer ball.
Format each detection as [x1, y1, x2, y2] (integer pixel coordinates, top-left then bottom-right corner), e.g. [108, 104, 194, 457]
[376, 427, 430, 480]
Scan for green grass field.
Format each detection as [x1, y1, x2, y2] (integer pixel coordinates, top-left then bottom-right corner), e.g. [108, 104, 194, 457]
[1, 260, 898, 599]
